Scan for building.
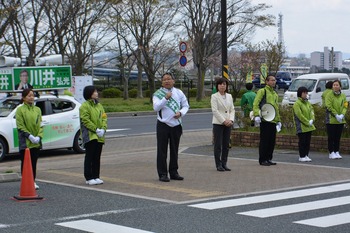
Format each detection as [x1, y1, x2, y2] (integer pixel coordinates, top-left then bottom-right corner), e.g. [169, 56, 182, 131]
[310, 46, 342, 70]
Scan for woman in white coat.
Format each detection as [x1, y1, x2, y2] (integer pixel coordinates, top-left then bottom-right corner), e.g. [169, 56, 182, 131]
[211, 78, 235, 171]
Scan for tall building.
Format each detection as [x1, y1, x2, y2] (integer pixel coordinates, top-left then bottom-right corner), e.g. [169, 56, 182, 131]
[310, 46, 342, 70]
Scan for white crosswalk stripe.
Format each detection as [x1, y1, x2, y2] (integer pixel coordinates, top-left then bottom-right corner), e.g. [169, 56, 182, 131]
[237, 196, 350, 218]
[189, 182, 350, 210]
[189, 182, 350, 228]
[56, 219, 155, 233]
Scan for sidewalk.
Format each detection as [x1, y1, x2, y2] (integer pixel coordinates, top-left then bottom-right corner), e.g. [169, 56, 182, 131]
[2, 130, 349, 203]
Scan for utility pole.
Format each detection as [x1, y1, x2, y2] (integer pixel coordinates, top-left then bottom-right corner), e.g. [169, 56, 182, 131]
[221, 0, 228, 80]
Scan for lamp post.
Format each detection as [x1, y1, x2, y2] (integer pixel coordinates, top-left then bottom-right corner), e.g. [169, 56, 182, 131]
[89, 38, 97, 79]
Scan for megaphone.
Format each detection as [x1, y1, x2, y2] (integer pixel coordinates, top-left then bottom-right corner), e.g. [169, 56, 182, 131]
[259, 103, 276, 122]
[35, 54, 62, 66]
[0, 56, 21, 67]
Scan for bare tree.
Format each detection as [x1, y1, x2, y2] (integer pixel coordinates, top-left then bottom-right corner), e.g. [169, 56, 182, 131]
[112, 0, 180, 100]
[180, 0, 274, 101]
[0, 0, 21, 51]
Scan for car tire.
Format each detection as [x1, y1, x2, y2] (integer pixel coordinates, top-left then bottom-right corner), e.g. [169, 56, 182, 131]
[0, 137, 8, 162]
[73, 131, 85, 154]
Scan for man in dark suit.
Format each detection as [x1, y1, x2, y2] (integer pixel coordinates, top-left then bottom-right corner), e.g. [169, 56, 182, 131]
[15, 69, 33, 90]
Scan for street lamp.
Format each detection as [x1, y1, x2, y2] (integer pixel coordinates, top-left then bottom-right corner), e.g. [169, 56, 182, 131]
[89, 38, 97, 79]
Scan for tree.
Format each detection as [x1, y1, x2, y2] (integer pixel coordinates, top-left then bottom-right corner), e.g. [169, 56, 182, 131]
[180, 0, 274, 101]
[112, 0, 180, 100]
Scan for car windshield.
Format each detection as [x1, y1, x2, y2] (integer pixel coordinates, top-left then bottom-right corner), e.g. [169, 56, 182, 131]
[0, 99, 21, 117]
[289, 79, 317, 92]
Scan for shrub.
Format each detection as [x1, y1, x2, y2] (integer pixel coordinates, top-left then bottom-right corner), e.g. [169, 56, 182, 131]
[129, 88, 138, 98]
[102, 88, 122, 98]
[235, 104, 350, 137]
[189, 88, 197, 97]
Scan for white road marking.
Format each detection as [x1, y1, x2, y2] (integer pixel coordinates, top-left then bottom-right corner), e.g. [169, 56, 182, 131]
[237, 196, 350, 217]
[0, 224, 9, 229]
[189, 182, 350, 210]
[294, 212, 350, 228]
[106, 128, 130, 132]
[56, 219, 154, 233]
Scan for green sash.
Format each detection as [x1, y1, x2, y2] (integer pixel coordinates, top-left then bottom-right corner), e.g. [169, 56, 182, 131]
[154, 89, 180, 114]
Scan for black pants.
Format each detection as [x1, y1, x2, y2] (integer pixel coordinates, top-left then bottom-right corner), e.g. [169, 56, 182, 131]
[327, 124, 344, 153]
[20, 148, 40, 180]
[259, 121, 276, 163]
[84, 139, 103, 181]
[213, 124, 231, 167]
[156, 121, 182, 178]
[298, 132, 312, 157]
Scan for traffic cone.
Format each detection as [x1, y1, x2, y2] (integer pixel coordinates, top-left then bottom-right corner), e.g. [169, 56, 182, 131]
[13, 148, 43, 201]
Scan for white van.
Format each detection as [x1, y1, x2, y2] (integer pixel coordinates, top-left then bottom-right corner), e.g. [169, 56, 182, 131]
[282, 73, 350, 105]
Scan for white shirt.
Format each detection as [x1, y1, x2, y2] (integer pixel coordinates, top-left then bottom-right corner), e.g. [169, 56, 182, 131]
[153, 87, 190, 127]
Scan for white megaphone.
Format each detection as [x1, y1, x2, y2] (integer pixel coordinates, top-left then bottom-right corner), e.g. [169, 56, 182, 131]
[0, 56, 21, 67]
[259, 103, 276, 122]
[35, 54, 63, 66]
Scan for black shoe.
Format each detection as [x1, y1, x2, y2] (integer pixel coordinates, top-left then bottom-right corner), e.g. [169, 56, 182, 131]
[268, 160, 277, 165]
[159, 175, 170, 182]
[259, 161, 270, 166]
[217, 166, 225, 171]
[170, 174, 184, 180]
[222, 165, 231, 171]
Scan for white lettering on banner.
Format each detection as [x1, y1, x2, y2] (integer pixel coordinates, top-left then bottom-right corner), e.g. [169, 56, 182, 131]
[30, 69, 56, 86]
[0, 75, 9, 89]
[57, 77, 70, 86]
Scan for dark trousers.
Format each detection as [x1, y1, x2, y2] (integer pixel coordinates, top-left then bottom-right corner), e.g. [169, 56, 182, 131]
[213, 124, 231, 167]
[84, 139, 103, 180]
[156, 121, 182, 177]
[327, 124, 344, 153]
[259, 121, 276, 163]
[20, 148, 40, 180]
[298, 132, 312, 157]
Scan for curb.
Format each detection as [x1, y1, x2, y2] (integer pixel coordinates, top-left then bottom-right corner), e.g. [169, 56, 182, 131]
[0, 173, 20, 183]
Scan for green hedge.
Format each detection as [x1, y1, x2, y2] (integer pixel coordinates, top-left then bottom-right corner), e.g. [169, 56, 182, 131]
[235, 104, 350, 137]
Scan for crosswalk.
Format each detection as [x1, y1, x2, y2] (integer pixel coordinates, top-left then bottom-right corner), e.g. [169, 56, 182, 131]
[189, 182, 350, 228]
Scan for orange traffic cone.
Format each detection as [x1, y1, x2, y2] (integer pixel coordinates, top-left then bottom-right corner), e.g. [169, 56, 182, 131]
[13, 148, 43, 201]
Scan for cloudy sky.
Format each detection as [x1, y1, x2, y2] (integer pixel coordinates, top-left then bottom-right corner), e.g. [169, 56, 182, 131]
[250, 0, 349, 57]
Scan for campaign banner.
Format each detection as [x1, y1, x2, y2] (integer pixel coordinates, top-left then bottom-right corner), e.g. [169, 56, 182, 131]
[0, 66, 72, 92]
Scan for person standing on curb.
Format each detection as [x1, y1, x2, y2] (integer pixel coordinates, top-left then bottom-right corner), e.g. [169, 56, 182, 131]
[293, 87, 316, 162]
[153, 72, 189, 182]
[211, 78, 235, 171]
[80, 85, 108, 185]
[16, 88, 43, 190]
[325, 80, 348, 159]
[253, 75, 281, 166]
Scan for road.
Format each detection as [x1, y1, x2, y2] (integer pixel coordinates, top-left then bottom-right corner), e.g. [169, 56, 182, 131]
[1, 111, 350, 232]
[105, 111, 212, 137]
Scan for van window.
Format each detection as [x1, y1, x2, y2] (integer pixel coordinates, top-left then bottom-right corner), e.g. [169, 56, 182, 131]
[340, 78, 349, 90]
[316, 80, 326, 92]
[289, 79, 317, 92]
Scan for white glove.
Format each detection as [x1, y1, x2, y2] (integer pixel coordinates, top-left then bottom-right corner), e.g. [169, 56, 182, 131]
[34, 136, 40, 144]
[276, 122, 282, 132]
[339, 114, 344, 121]
[336, 114, 342, 123]
[309, 120, 313, 126]
[96, 128, 105, 137]
[254, 116, 261, 124]
[28, 135, 36, 143]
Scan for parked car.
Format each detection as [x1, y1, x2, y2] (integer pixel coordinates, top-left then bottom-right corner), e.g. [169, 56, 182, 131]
[0, 94, 85, 161]
[282, 73, 350, 105]
[252, 72, 292, 90]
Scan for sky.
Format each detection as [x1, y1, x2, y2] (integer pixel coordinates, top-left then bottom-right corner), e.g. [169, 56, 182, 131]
[250, 0, 350, 58]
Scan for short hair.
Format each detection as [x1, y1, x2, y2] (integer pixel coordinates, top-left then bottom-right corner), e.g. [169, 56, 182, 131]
[20, 69, 29, 76]
[20, 88, 33, 104]
[161, 72, 175, 80]
[245, 83, 253, 90]
[333, 79, 342, 88]
[215, 78, 229, 92]
[297, 86, 308, 97]
[325, 80, 333, 89]
[266, 75, 275, 81]
[83, 85, 97, 100]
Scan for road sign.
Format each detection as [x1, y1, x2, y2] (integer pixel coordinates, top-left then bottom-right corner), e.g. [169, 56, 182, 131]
[179, 55, 187, 67]
[179, 41, 187, 53]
